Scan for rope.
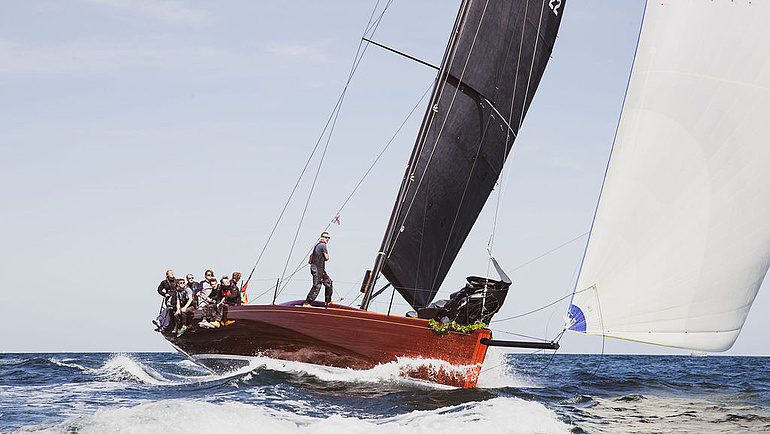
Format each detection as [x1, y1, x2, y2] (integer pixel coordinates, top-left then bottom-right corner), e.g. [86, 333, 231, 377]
[477, 329, 563, 378]
[242, 1, 395, 298]
[508, 231, 589, 273]
[490, 328, 554, 343]
[487, 0, 535, 265]
[429, 0, 492, 290]
[593, 285, 606, 376]
[492, 291, 573, 323]
[515, 0, 546, 132]
[487, 0, 537, 265]
[278, 1, 393, 287]
[268, 82, 433, 303]
[322, 83, 434, 236]
[377, 0, 472, 273]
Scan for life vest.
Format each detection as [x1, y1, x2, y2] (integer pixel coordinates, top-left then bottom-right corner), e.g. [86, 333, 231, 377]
[177, 288, 191, 305]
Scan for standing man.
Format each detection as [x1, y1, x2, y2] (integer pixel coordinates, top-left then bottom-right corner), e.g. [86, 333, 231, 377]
[154, 270, 177, 331]
[157, 269, 176, 301]
[304, 232, 333, 307]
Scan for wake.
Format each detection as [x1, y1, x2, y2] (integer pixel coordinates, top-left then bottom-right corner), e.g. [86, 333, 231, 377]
[93, 354, 258, 386]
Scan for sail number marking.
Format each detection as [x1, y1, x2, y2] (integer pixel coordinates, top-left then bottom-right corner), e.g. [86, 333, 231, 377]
[549, 0, 562, 16]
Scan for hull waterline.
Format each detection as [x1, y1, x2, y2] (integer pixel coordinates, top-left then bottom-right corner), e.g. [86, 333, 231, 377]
[162, 301, 491, 388]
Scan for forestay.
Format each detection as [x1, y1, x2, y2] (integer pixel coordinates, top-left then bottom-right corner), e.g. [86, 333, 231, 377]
[568, 1, 770, 352]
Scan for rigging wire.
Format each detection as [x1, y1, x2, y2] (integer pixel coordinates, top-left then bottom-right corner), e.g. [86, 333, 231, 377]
[492, 291, 574, 323]
[269, 81, 434, 302]
[487, 0, 563, 280]
[277, 1, 393, 288]
[476, 344, 560, 378]
[255, 1, 455, 303]
[490, 329, 554, 343]
[374, 0, 472, 284]
[305, 83, 434, 304]
[534, 343, 560, 375]
[593, 286, 607, 376]
[241, 0, 395, 297]
[486, 0, 544, 269]
[428, 0, 492, 291]
[477, 327, 566, 379]
[486, 0, 537, 261]
[322, 82, 435, 237]
[507, 231, 589, 274]
[277, 92, 340, 287]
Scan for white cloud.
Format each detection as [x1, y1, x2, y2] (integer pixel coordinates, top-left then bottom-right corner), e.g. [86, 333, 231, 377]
[0, 38, 232, 75]
[79, 0, 214, 24]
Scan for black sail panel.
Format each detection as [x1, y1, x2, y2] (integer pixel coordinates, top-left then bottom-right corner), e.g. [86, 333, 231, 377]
[379, 0, 565, 309]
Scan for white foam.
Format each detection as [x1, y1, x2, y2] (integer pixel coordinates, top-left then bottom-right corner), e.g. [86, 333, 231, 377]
[476, 348, 541, 389]
[175, 358, 208, 371]
[234, 354, 474, 389]
[212, 351, 541, 390]
[22, 396, 570, 434]
[48, 357, 88, 372]
[92, 354, 259, 387]
[97, 354, 171, 385]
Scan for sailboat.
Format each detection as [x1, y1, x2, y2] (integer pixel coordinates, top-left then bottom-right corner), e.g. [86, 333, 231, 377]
[160, 0, 565, 389]
[160, 0, 770, 386]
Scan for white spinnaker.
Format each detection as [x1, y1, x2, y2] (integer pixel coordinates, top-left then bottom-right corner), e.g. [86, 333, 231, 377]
[567, 1, 770, 352]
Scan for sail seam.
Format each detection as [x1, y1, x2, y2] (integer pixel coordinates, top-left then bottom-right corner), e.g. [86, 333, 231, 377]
[489, 0, 531, 257]
[517, 0, 546, 131]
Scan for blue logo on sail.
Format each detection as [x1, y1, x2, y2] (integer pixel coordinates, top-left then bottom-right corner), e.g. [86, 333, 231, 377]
[567, 304, 586, 333]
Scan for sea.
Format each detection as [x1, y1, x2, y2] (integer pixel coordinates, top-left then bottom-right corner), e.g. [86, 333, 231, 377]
[1, 351, 768, 433]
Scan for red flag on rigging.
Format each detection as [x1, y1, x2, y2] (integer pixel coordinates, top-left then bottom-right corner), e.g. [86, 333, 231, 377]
[240, 279, 249, 304]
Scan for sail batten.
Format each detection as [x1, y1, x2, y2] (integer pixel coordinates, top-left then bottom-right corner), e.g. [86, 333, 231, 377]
[568, 1, 770, 352]
[371, 0, 565, 310]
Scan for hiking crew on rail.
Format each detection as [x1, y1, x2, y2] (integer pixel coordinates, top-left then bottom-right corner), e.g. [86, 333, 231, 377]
[153, 269, 243, 336]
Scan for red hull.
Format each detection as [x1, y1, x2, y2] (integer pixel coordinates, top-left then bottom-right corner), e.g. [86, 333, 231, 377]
[164, 301, 491, 388]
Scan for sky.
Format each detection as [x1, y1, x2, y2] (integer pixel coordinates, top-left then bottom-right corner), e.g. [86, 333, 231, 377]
[1, 0, 768, 355]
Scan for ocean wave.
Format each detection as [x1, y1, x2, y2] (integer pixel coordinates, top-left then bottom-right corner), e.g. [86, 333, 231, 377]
[48, 357, 89, 372]
[93, 353, 267, 387]
[572, 394, 770, 433]
[224, 354, 491, 392]
[97, 354, 172, 385]
[209, 351, 536, 392]
[476, 348, 540, 389]
[11, 396, 569, 434]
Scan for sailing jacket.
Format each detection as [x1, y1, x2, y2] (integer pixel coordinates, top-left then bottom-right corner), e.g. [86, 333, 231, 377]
[219, 284, 242, 306]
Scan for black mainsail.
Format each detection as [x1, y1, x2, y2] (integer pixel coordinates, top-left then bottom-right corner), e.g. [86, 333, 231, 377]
[363, 0, 565, 310]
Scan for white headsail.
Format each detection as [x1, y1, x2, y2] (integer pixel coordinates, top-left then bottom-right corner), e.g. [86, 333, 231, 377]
[567, 1, 770, 352]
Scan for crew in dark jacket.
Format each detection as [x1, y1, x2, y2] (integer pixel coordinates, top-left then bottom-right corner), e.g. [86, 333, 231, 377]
[154, 270, 178, 331]
[220, 277, 242, 306]
[217, 276, 239, 325]
[157, 270, 176, 300]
